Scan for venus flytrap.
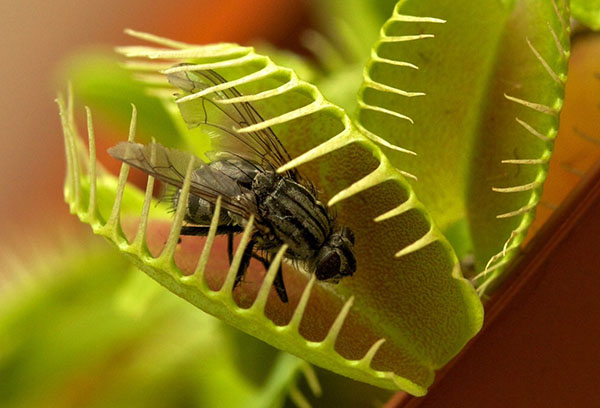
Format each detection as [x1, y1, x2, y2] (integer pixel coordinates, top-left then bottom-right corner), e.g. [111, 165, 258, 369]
[59, 19, 483, 396]
[59, 75, 476, 394]
[59, 0, 587, 397]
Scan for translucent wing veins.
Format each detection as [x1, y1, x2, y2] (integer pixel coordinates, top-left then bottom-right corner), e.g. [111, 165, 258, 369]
[166, 67, 316, 193]
[108, 141, 257, 219]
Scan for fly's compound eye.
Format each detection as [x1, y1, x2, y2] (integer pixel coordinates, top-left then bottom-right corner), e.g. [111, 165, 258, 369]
[341, 227, 355, 245]
[315, 251, 341, 281]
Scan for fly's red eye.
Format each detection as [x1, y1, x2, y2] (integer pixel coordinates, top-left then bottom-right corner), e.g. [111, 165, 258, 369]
[315, 252, 341, 280]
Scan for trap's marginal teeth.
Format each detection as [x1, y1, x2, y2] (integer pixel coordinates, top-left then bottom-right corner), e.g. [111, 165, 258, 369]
[328, 161, 389, 207]
[321, 296, 354, 350]
[57, 96, 74, 205]
[176, 64, 276, 103]
[127, 104, 138, 143]
[157, 155, 196, 266]
[300, 363, 322, 397]
[355, 11, 446, 157]
[220, 216, 255, 296]
[98, 160, 129, 242]
[60, 93, 82, 212]
[355, 121, 417, 155]
[128, 143, 157, 255]
[84, 107, 98, 224]
[237, 99, 332, 134]
[495, 200, 539, 219]
[551, 0, 569, 34]
[379, 34, 435, 43]
[357, 338, 386, 370]
[286, 275, 317, 333]
[277, 126, 355, 174]
[526, 37, 565, 85]
[501, 158, 548, 165]
[287, 384, 310, 408]
[390, 13, 446, 23]
[124, 28, 190, 49]
[363, 76, 426, 98]
[395, 227, 437, 258]
[515, 117, 555, 142]
[390, 374, 422, 395]
[251, 244, 288, 313]
[492, 180, 542, 193]
[162, 53, 263, 73]
[504, 93, 560, 116]
[216, 74, 298, 104]
[358, 100, 415, 124]
[546, 20, 569, 59]
[116, 43, 250, 60]
[193, 196, 222, 283]
[96, 105, 137, 243]
[68, 85, 83, 212]
[374, 191, 416, 222]
[370, 51, 419, 70]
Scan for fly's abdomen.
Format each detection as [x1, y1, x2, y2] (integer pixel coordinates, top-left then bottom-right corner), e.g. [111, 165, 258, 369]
[173, 186, 230, 225]
[257, 176, 332, 259]
[173, 159, 259, 226]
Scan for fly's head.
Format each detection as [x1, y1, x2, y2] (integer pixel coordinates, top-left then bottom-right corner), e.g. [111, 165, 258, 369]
[313, 226, 356, 283]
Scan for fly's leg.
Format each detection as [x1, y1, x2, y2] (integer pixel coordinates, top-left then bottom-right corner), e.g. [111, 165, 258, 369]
[179, 226, 240, 269]
[234, 239, 255, 290]
[179, 226, 242, 257]
[227, 233, 234, 264]
[179, 226, 289, 302]
[272, 264, 288, 303]
[251, 253, 289, 303]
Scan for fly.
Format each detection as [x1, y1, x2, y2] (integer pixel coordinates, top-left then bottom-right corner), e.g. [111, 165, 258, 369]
[108, 69, 356, 302]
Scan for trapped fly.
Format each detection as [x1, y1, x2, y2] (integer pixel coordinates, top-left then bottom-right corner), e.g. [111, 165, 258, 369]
[109, 69, 356, 302]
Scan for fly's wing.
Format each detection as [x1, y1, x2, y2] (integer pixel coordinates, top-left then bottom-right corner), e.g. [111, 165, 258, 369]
[108, 141, 258, 219]
[167, 68, 315, 191]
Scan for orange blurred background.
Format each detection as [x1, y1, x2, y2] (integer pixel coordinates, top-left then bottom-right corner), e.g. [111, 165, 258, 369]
[0, 0, 307, 249]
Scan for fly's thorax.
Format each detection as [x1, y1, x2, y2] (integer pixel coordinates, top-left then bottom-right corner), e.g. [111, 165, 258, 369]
[208, 158, 260, 189]
[252, 171, 279, 197]
[255, 175, 333, 260]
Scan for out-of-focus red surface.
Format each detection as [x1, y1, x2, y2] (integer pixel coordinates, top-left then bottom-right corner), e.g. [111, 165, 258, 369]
[388, 34, 600, 408]
[0, 0, 306, 247]
[391, 160, 600, 408]
[524, 34, 600, 242]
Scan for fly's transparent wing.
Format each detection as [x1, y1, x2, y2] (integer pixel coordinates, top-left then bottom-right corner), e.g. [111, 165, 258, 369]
[108, 141, 257, 218]
[167, 68, 314, 190]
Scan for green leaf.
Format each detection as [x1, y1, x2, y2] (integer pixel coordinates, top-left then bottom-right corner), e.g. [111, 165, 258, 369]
[312, 0, 399, 65]
[355, 0, 569, 294]
[59, 29, 483, 395]
[307, 0, 399, 112]
[571, 0, 600, 30]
